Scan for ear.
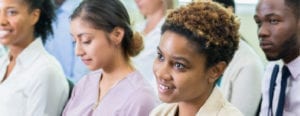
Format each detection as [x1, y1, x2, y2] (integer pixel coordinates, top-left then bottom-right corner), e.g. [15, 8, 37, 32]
[207, 61, 227, 84]
[30, 9, 40, 26]
[109, 27, 125, 46]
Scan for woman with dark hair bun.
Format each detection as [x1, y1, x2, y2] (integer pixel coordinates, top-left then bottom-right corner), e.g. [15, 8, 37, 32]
[0, 0, 69, 115]
[62, 0, 158, 115]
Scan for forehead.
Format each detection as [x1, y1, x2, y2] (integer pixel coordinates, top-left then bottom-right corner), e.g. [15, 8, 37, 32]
[255, 0, 294, 17]
[0, 0, 28, 8]
[160, 31, 205, 60]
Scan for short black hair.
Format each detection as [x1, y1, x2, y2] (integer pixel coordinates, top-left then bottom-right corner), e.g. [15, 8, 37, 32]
[25, 0, 55, 43]
[285, 0, 300, 18]
[213, 0, 235, 13]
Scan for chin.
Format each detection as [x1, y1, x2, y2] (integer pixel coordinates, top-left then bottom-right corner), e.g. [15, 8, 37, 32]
[266, 56, 280, 61]
[159, 95, 176, 103]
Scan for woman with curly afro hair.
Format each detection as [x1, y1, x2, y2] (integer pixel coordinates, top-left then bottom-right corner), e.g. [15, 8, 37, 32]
[150, 1, 243, 116]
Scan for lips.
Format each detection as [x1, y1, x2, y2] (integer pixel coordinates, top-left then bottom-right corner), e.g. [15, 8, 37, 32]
[158, 83, 175, 94]
[81, 58, 92, 65]
[0, 30, 10, 38]
[260, 41, 273, 50]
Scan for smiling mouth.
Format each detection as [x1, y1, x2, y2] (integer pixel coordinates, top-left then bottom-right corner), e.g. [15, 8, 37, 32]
[158, 83, 175, 94]
[0, 30, 10, 38]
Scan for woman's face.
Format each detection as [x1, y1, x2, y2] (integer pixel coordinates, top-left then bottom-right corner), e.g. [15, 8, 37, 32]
[153, 31, 216, 103]
[0, 0, 39, 46]
[71, 18, 115, 71]
[135, 0, 164, 16]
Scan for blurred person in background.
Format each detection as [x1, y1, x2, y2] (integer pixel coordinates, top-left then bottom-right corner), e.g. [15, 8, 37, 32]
[133, 0, 173, 90]
[45, 0, 89, 83]
[0, 0, 69, 115]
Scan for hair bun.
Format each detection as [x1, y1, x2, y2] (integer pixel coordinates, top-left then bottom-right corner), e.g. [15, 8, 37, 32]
[128, 31, 144, 57]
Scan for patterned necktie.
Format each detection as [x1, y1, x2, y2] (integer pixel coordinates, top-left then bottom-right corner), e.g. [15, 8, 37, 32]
[276, 65, 291, 116]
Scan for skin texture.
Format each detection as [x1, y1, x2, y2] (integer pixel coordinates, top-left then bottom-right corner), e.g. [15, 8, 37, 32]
[0, 0, 39, 81]
[0, 0, 39, 48]
[70, 18, 116, 71]
[153, 30, 225, 115]
[254, 0, 300, 63]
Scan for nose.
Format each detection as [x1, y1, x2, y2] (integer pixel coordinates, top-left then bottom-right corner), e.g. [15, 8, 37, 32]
[153, 60, 172, 82]
[0, 12, 8, 26]
[75, 42, 85, 57]
[258, 23, 270, 40]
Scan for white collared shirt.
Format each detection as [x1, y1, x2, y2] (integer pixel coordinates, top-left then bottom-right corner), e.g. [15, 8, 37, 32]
[260, 56, 300, 116]
[0, 44, 7, 58]
[0, 38, 69, 116]
[150, 87, 243, 116]
[220, 40, 265, 116]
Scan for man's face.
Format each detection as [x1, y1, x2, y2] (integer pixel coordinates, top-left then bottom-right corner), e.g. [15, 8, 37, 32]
[254, 0, 299, 63]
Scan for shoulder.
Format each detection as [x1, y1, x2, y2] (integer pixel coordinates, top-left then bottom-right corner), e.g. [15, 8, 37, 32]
[75, 70, 101, 88]
[218, 103, 244, 116]
[32, 53, 65, 79]
[150, 103, 177, 116]
[124, 71, 158, 105]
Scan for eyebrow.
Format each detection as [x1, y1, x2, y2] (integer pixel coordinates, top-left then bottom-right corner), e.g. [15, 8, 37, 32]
[265, 13, 279, 18]
[254, 13, 279, 19]
[157, 47, 190, 64]
[74, 33, 92, 38]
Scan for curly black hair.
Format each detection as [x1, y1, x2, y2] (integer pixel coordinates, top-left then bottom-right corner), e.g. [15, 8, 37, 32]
[285, 0, 300, 18]
[162, 1, 240, 68]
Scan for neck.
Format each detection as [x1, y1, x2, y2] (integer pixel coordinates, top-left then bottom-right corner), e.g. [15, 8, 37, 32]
[101, 49, 134, 83]
[143, 8, 164, 35]
[177, 87, 214, 116]
[283, 52, 299, 64]
[8, 35, 35, 62]
[283, 40, 300, 64]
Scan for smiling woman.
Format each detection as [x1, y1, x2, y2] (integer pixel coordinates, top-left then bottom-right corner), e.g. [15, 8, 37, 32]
[0, 0, 69, 115]
[150, 1, 243, 116]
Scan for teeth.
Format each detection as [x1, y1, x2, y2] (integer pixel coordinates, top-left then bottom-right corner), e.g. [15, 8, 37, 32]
[160, 84, 170, 90]
[0, 30, 9, 37]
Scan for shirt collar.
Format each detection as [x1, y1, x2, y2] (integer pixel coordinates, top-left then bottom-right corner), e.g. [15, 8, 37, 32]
[16, 38, 44, 68]
[286, 56, 300, 79]
[197, 87, 227, 115]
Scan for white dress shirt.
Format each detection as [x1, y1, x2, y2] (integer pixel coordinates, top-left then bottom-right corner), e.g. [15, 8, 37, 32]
[260, 56, 300, 116]
[220, 40, 265, 116]
[133, 18, 165, 91]
[150, 87, 243, 116]
[0, 44, 7, 58]
[0, 38, 69, 116]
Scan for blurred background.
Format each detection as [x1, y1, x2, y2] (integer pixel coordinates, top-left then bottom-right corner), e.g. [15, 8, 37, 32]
[121, 0, 266, 63]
